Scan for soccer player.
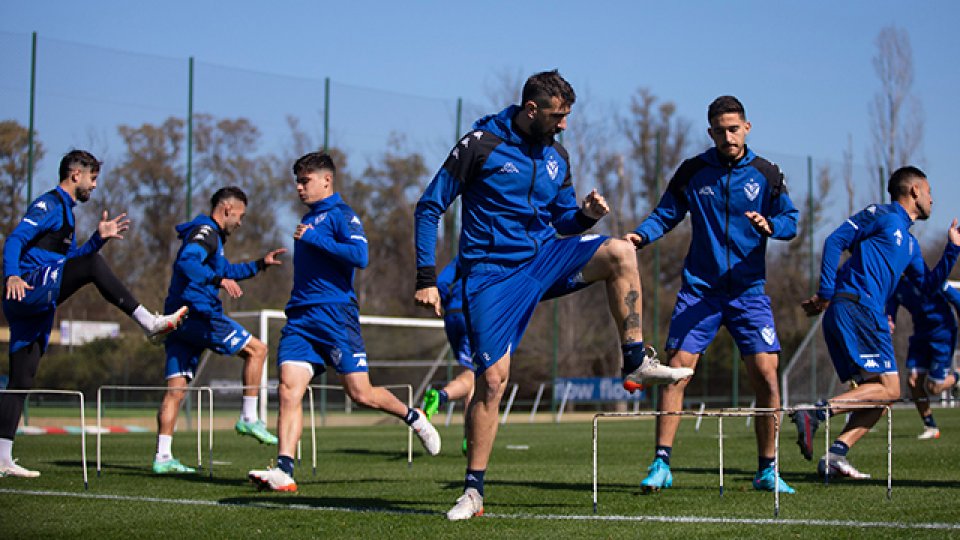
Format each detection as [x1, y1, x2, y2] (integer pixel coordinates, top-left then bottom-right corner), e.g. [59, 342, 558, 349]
[886, 279, 960, 440]
[248, 152, 441, 492]
[423, 257, 474, 456]
[414, 70, 692, 520]
[795, 166, 960, 479]
[625, 96, 799, 494]
[1, 150, 188, 477]
[153, 186, 286, 474]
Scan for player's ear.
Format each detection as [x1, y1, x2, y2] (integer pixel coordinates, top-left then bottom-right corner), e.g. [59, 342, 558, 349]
[523, 100, 538, 118]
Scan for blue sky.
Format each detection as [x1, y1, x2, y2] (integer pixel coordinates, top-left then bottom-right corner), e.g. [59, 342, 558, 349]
[2, 0, 959, 237]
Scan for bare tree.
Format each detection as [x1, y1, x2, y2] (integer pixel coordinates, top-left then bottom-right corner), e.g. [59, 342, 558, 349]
[0, 120, 44, 237]
[843, 134, 856, 217]
[869, 26, 924, 194]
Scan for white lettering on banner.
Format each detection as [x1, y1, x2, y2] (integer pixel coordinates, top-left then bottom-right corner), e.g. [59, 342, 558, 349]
[553, 377, 642, 402]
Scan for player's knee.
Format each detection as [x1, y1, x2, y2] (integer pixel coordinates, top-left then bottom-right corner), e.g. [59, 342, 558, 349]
[246, 338, 267, 360]
[606, 238, 638, 272]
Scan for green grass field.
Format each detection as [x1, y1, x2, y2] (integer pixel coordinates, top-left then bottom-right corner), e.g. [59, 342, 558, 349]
[1, 407, 959, 539]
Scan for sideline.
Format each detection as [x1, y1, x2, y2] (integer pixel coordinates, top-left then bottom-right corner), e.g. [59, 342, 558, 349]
[1, 488, 959, 530]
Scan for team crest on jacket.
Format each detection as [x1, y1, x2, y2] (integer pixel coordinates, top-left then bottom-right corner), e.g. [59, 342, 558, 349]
[894, 229, 903, 246]
[314, 213, 327, 225]
[546, 156, 559, 180]
[744, 180, 761, 201]
[760, 325, 776, 345]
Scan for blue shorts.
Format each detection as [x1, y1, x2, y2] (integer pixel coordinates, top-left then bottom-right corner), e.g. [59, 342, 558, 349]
[822, 298, 897, 383]
[2, 264, 65, 353]
[665, 291, 780, 355]
[906, 332, 957, 383]
[444, 311, 474, 371]
[464, 234, 606, 374]
[164, 313, 252, 380]
[277, 303, 367, 374]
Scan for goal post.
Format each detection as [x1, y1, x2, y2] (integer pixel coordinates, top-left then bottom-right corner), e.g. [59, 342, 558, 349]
[228, 309, 447, 422]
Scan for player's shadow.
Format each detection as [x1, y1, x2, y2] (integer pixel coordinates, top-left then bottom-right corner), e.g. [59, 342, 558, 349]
[337, 448, 425, 461]
[218, 494, 439, 515]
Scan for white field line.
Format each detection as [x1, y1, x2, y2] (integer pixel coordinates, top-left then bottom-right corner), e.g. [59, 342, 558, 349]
[1, 488, 958, 530]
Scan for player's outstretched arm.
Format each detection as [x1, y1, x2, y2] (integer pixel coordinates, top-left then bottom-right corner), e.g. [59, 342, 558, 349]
[4, 275, 33, 301]
[97, 210, 130, 240]
[263, 248, 287, 266]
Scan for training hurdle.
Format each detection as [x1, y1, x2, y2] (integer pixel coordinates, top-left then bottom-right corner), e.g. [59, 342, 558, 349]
[0, 389, 88, 489]
[96, 385, 213, 478]
[302, 384, 414, 476]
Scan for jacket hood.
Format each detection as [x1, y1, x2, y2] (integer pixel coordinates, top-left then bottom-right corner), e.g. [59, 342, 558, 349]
[175, 214, 220, 239]
[472, 105, 524, 146]
[700, 146, 757, 168]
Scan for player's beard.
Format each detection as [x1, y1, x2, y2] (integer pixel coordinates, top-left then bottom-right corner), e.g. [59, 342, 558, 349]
[529, 120, 559, 144]
[75, 187, 92, 202]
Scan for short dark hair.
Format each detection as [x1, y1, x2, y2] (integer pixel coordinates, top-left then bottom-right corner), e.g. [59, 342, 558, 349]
[707, 95, 746, 122]
[210, 186, 248, 211]
[887, 165, 927, 199]
[521, 70, 576, 107]
[59, 149, 101, 180]
[293, 152, 337, 177]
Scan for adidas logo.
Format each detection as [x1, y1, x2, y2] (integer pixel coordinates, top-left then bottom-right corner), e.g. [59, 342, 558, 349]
[698, 186, 715, 196]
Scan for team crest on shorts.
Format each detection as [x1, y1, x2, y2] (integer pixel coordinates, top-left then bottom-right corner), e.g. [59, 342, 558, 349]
[330, 347, 342, 366]
[760, 325, 776, 345]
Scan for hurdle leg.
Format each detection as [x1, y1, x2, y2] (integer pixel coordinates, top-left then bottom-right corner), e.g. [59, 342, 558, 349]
[592, 415, 599, 513]
[96, 388, 103, 478]
[718, 416, 724, 497]
[79, 392, 88, 490]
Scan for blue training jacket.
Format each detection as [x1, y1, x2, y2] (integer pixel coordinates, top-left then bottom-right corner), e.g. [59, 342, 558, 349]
[286, 192, 368, 310]
[634, 147, 798, 297]
[818, 202, 960, 324]
[887, 278, 960, 341]
[165, 214, 260, 316]
[3, 186, 104, 282]
[414, 105, 596, 284]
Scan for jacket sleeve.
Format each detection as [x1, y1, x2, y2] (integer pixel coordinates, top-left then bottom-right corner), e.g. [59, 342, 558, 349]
[3, 197, 62, 278]
[634, 160, 696, 245]
[299, 209, 369, 269]
[766, 187, 799, 240]
[943, 282, 960, 314]
[885, 280, 904, 322]
[415, 132, 491, 287]
[223, 260, 259, 281]
[902, 239, 960, 297]
[176, 242, 219, 285]
[69, 231, 106, 259]
[817, 208, 877, 298]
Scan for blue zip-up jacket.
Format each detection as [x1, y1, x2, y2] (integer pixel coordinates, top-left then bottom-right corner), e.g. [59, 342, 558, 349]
[818, 202, 960, 322]
[887, 278, 960, 341]
[286, 193, 368, 310]
[3, 186, 104, 281]
[414, 105, 596, 285]
[437, 258, 461, 313]
[634, 147, 798, 297]
[164, 214, 260, 316]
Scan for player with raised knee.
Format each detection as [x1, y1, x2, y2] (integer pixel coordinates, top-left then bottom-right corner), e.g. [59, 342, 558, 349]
[796, 166, 960, 479]
[886, 278, 960, 440]
[248, 152, 440, 493]
[1, 150, 188, 478]
[414, 70, 692, 520]
[625, 96, 799, 494]
[153, 186, 286, 474]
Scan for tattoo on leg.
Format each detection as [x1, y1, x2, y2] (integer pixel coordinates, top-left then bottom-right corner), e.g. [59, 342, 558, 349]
[623, 289, 640, 332]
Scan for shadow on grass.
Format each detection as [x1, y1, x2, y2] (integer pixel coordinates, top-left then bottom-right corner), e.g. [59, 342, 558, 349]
[217, 494, 441, 515]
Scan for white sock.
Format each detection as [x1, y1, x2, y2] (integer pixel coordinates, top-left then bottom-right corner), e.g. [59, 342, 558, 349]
[0, 438, 13, 463]
[241, 396, 259, 423]
[132, 305, 155, 332]
[156, 434, 173, 461]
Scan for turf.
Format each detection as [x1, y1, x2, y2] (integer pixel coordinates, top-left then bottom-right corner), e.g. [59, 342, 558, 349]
[1, 407, 959, 538]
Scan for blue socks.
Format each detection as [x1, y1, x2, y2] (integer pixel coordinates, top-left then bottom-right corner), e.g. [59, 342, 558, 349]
[622, 342, 646, 374]
[814, 399, 832, 421]
[465, 468, 485, 496]
[403, 408, 420, 426]
[923, 414, 937, 428]
[438, 390, 450, 407]
[829, 440, 849, 457]
[758, 456, 775, 473]
[655, 445, 672, 466]
[278, 454, 295, 477]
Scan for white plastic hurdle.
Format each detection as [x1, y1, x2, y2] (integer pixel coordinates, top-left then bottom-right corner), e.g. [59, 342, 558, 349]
[592, 409, 782, 516]
[302, 384, 414, 476]
[0, 388, 88, 489]
[96, 385, 213, 478]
